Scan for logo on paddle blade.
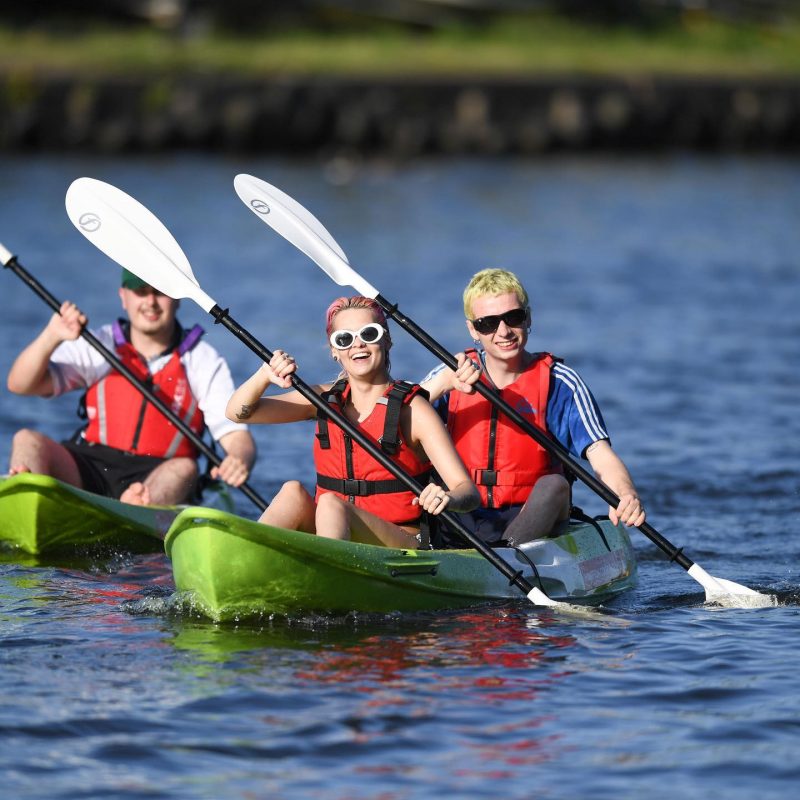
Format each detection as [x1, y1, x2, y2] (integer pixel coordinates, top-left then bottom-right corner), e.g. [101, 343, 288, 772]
[250, 199, 270, 215]
[78, 212, 101, 233]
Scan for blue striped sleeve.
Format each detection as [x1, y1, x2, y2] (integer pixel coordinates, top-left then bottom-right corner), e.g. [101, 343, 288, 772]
[546, 363, 609, 458]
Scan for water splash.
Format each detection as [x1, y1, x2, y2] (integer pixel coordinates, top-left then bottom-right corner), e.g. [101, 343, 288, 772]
[705, 591, 779, 610]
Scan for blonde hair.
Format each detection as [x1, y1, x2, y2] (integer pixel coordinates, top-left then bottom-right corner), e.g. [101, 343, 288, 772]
[462, 269, 529, 319]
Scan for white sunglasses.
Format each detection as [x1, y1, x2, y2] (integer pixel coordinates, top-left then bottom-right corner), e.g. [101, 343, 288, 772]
[329, 323, 386, 350]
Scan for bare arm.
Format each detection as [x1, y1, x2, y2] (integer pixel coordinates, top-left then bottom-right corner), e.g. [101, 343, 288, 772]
[586, 439, 646, 527]
[225, 350, 322, 426]
[7, 301, 86, 396]
[407, 396, 479, 515]
[420, 353, 481, 402]
[210, 429, 258, 487]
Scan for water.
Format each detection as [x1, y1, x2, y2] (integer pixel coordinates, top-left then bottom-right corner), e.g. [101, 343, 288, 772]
[1, 153, 800, 798]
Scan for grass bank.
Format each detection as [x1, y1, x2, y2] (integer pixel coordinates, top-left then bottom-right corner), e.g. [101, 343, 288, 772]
[2, 14, 800, 78]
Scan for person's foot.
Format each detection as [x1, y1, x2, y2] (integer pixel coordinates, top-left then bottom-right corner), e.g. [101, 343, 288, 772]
[120, 482, 151, 506]
[8, 465, 32, 476]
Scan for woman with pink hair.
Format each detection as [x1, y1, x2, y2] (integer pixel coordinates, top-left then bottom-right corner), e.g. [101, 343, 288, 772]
[226, 296, 478, 547]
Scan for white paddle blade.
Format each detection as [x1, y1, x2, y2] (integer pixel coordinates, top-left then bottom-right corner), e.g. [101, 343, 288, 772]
[65, 178, 217, 312]
[234, 174, 379, 299]
[235, 174, 349, 262]
[0, 241, 14, 266]
[526, 586, 607, 618]
[688, 563, 777, 609]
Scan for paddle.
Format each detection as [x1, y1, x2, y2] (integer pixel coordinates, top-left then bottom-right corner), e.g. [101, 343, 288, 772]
[63, 177, 581, 613]
[232, 174, 776, 609]
[0, 241, 268, 514]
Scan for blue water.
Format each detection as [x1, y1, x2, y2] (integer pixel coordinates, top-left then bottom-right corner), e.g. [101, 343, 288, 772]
[1, 154, 800, 798]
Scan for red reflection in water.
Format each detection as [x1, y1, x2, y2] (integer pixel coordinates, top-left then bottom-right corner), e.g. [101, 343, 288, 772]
[56, 554, 174, 633]
[290, 612, 580, 773]
[296, 611, 577, 703]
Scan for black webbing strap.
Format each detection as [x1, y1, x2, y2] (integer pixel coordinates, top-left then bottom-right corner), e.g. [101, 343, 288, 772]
[316, 472, 430, 496]
[568, 505, 611, 552]
[315, 378, 348, 450]
[378, 380, 416, 455]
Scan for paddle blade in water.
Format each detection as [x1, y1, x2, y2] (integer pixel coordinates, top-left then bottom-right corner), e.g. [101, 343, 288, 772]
[526, 586, 610, 618]
[687, 564, 777, 609]
[65, 178, 216, 312]
[233, 174, 379, 299]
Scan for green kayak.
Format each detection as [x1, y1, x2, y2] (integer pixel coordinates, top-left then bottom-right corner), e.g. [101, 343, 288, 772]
[0, 473, 177, 555]
[165, 507, 638, 620]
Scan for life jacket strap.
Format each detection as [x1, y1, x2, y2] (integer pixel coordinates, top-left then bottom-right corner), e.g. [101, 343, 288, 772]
[317, 472, 431, 497]
[315, 378, 349, 451]
[378, 380, 417, 455]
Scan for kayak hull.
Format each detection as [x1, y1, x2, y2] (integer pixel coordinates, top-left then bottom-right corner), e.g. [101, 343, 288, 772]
[0, 474, 176, 555]
[165, 507, 638, 620]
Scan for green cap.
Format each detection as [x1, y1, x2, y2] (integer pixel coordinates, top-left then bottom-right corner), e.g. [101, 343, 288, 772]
[121, 268, 148, 290]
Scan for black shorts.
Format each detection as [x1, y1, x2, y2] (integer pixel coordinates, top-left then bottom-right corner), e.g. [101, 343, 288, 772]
[432, 505, 523, 549]
[61, 439, 169, 500]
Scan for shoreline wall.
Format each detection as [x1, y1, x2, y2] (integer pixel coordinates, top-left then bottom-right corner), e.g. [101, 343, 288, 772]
[2, 74, 799, 155]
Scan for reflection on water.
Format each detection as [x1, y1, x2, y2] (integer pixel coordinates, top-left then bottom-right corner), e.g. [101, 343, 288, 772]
[163, 609, 588, 774]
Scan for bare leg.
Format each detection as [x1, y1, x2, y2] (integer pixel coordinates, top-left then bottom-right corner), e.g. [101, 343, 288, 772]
[315, 492, 419, 548]
[503, 473, 571, 546]
[8, 429, 83, 486]
[258, 480, 316, 532]
[121, 457, 198, 506]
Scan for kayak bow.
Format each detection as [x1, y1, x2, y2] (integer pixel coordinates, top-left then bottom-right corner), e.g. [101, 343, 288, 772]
[0, 473, 176, 555]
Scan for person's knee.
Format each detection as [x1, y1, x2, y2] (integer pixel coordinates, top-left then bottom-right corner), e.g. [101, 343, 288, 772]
[279, 480, 310, 502]
[170, 457, 199, 482]
[316, 491, 346, 513]
[535, 474, 570, 508]
[12, 428, 47, 449]
[316, 492, 350, 525]
[314, 492, 351, 539]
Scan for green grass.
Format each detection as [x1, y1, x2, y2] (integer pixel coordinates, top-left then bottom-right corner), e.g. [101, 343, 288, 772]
[2, 14, 800, 78]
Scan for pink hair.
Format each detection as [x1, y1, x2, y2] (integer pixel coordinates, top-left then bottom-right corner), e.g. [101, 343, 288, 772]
[325, 296, 388, 336]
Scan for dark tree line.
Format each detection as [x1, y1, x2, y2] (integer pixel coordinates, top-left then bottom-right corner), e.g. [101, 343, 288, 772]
[1, 1, 795, 33]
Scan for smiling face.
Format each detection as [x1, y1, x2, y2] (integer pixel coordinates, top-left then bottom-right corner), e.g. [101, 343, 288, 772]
[119, 285, 179, 340]
[329, 307, 391, 381]
[466, 291, 529, 367]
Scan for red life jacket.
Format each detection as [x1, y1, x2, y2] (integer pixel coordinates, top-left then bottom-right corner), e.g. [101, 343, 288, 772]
[447, 350, 562, 508]
[83, 321, 206, 459]
[314, 380, 432, 525]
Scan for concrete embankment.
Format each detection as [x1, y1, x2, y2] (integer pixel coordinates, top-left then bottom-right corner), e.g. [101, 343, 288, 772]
[1, 73, 798, 154]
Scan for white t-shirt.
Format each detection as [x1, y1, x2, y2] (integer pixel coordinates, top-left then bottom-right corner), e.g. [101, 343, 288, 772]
[48, 323, 246, 443]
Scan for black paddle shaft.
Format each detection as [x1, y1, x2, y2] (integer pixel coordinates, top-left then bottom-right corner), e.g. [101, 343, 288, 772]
[208, 304, 539, 597]
[374, 294, 695, 572]
[3, 255, 269, 512]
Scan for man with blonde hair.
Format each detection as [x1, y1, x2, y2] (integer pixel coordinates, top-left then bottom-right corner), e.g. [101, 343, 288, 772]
[422, 268, 645, 547]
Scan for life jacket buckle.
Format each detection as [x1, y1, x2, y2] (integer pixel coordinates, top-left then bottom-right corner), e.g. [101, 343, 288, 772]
[477, 469, 498, 486]
[343, 478, 369, 496]
[377, 436, 400, 456]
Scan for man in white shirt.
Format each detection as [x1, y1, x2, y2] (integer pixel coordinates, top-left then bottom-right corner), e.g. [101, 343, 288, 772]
[6, 269, 255, 506]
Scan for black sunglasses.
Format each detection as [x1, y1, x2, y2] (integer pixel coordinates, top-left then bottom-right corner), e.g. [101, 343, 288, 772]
[470, 307, 529, 335]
